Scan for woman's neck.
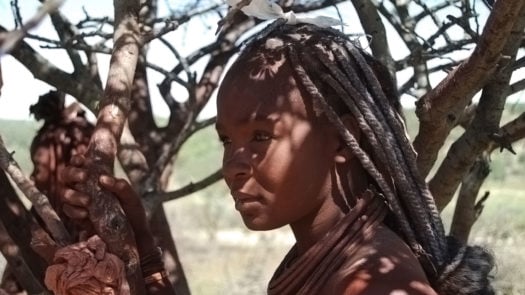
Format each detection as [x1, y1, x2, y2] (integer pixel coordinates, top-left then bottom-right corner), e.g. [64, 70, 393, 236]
[289, 196, 346, 256]
[290, 161, 370, 256]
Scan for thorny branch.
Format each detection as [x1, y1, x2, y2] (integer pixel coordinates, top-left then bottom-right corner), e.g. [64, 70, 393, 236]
[1, 0, 65, 54]
[414, 0, 525, 178]
[0, 135, 71, 247]
[428, 2, 525, 210]
[145, 169, 223, 217]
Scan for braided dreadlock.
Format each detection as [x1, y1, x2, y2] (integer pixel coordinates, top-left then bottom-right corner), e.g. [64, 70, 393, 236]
[234, 22, 494, 294]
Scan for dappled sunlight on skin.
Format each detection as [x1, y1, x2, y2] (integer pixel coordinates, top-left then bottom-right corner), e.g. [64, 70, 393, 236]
[216, 24, 440, 294]
[390, 290, 409, 295]
[216, 50, 347, 257]
[378, 256, 396, 274]
[327, 225, 436, 295]
[248, 54, 286, 81]
[247, 34, 317, 83]
[247, 39, 286, 81]
[217, 67, 430, 292]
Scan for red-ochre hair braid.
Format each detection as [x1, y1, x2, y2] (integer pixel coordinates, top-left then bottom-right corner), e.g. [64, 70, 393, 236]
[233, 22, 494, 294]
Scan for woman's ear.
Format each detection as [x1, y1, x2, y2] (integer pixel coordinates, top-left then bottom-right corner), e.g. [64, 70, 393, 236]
[334, 113, 360, 164]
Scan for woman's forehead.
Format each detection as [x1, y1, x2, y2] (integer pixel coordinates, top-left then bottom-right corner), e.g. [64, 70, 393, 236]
[217, 66, 310, 124]
[219, 52, 300, 101]
[218, 75, 305, 113]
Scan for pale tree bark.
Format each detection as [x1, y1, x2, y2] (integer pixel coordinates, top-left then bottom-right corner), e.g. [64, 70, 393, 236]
[121, 2, 191, 292]
[449, 156, 490, 243]
[44, 0, 103, 90]
[414, 0, 525, 179]
[77, 0, 144, 293]
[451, 112, 525, 242]
[394, 0, 431, 98]
[429, 3, 525, 210]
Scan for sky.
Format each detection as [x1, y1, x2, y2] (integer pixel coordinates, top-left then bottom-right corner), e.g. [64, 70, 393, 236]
[0, 0, 512, 123]
[0, 0, 220, 121]
[0, 0, 411, 122]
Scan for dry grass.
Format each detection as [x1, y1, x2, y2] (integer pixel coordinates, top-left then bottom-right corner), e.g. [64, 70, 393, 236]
[164, 184, 525, 295]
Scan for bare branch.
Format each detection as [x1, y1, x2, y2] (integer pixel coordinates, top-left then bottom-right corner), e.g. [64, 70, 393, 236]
[0, 222, 48, 294]
[394, 1, 432, 98]
[45, 8, 85, 73]
[11, 0, 24, 28]
[143, 4, 222, 43]
[508, 78, 525, 96]
[0, 135, 71, 246]
[216, 0, 252, 35]
[145, 169, 223, 215]
[158, 37, 195, 88]
[351, 0, 396, 81]
[449, 156, 490, 243]
[0, 171, 49, 292]
[414, 0, 525, 178]
[412, 0, 461, 24]
[414, 0, 452, 44]
[429, 6, 525, 210]
[144, 16, 255, 193]
[0, 0, 65, 54]
[191, 116, 217, 135]
[2, 28, 104, 112]
[446, 15, 479, 41]
[488, 111, 525, 153]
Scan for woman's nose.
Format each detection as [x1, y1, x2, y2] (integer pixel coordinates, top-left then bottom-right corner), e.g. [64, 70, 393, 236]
[222, 147, 252, 184]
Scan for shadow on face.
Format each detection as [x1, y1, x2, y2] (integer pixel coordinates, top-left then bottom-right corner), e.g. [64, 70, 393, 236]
[215, 52, 353, 231]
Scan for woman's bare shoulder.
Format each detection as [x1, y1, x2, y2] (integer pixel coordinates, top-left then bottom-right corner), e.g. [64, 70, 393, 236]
[331, 225, 438, 295]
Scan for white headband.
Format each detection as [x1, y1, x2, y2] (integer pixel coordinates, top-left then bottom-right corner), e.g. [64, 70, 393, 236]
[225, 0, 345, 28]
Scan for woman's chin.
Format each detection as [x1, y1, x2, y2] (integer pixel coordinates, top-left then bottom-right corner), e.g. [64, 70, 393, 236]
[241, 215, 281, 231]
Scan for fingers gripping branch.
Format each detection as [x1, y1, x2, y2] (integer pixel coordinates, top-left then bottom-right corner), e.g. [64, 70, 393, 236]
[75, 0, 145, 294]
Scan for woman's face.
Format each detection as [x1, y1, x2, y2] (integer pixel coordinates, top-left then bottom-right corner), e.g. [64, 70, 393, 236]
[216, 56, 343, 231]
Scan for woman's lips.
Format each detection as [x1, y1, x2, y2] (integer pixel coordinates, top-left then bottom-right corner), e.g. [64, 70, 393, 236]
[232, 192, 261, 210]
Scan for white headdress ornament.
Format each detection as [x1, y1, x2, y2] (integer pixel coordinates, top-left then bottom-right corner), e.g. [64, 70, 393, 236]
[225, 0, 345, 28]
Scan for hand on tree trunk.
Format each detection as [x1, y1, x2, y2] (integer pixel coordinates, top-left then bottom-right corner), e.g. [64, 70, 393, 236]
[59, 155, 175, 294]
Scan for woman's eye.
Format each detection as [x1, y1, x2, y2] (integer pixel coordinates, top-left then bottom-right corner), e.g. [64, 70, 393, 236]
[253, 132, 271, 142]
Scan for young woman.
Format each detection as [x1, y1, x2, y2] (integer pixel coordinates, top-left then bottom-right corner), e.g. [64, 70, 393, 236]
[59, 22, 494, 294]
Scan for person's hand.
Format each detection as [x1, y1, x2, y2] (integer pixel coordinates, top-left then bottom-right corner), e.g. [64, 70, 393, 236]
[60, 155, 91, 229]
[60, 156, 170, 293]
[97, 174, 149, 235]
[60, 155, 148, 234]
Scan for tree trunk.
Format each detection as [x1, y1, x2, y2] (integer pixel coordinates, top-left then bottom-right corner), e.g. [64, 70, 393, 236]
[414, 0, 525, 178]
[78, 0, 144, 293]
[150, 208, 191, 294]
[450, 156, 491, 243]
[428, 3, 525, 210]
